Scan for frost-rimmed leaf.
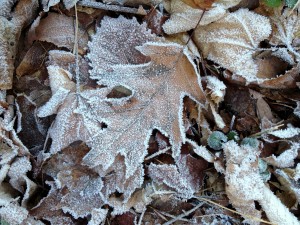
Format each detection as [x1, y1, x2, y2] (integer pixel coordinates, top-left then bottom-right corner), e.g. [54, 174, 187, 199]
[263, 142, 300, 168]
[162, 0, 242, 34]
[194, 8, 272, 83]
[0, 0, 39, 89]
[33, 143, 105, 221]
[37, 65, 110, 156]
[88, 16, 159, 77]
[205, 76, 226, 105]
[223, 140, 300, 225]
[270, 9, 300, 63]
[85, 41, 206, 178]
[148, 154, 207, 198]
[269, 126, 300, 138]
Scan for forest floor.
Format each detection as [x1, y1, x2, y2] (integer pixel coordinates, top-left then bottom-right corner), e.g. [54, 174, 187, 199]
[0, 0, 300, 224]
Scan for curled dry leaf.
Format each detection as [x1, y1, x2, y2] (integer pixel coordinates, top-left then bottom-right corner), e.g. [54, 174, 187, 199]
[223, 141, 300, 225]
[205, 76, 226, 105]
[28, 13, 88, 52]
[162, 0, 241, 34]
[194, 8, 272, 84]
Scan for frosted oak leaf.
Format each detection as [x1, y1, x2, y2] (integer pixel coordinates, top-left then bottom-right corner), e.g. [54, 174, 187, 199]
[88, 15, 158, 77]
[194, 8, 272, 83]
[37, 65, 110, 157]
[85, 41, 206, 178]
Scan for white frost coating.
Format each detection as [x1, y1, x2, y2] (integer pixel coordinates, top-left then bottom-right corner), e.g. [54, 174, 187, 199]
[294, 102, 300, 118]
[264, 142, 300, 168]
[88, 208, 108, 225]
[260, 186, 300, 225]
[162, 0, 227, 34]
[194, 9, 272, 83]
[37, 88, 70, 117]
[0, 202, 28, 225]
[269, 126, 300, 138]
[88, 15, 159, 78]
[47, 65, 75, 94]
[206, 76, 226, 105]
[223, 141, 300, 225]
[188, 140, 215, 163]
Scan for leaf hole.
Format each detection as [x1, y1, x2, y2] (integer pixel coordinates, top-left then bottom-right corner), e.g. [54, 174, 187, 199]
[107, 86, 132, 99]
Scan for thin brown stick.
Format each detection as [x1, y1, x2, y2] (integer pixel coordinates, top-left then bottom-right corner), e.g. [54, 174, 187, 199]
[77, 1, 148, 15]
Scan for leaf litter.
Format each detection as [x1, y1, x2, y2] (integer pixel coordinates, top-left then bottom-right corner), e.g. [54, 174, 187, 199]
[0, 0, 300, 224]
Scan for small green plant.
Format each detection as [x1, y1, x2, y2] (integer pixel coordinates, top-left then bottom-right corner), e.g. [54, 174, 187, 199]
[258, 159, 271, 182]
[207, 131, 228, 150]
[264, 0, 298, 8]
[241, 137, 259, 149]
[227, 130, 239, 141]
[286, 0, 298, 7]
[0, 219, 10, 225]
[264, 0, 282, 7]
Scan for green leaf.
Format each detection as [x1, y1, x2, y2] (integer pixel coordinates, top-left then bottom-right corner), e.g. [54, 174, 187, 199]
[264, 0, 282, 7]
[208, 131, 228, 150]
[258, 159, 271, 182]
[227, 130, 239, 141]
[241, 137, 259, 149]
[286, 0, 298, 7]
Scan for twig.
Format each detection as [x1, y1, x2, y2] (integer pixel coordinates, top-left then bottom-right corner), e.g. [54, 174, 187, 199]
[74, 4, 80, 94]
[195, 197, 276, 225]
[77, 1, 148, 15]
[249, 123, 284, 138]
[288, 0, 300, 16]
[137, 207, 147, 225]
[162, 202, 204, 225]
[145, 147, 171, 160]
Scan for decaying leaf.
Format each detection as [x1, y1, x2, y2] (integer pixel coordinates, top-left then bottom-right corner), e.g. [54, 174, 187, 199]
[194, 8, 272, 83]
[148, 154, 208, 198]
[162, 0, 241, 34]
[204, 76, 226, 105]
[264, 142, 300, 168]
[28, 13, 88, 52]
[0, 0, 39, 89]
[32, 142, 106, 223]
